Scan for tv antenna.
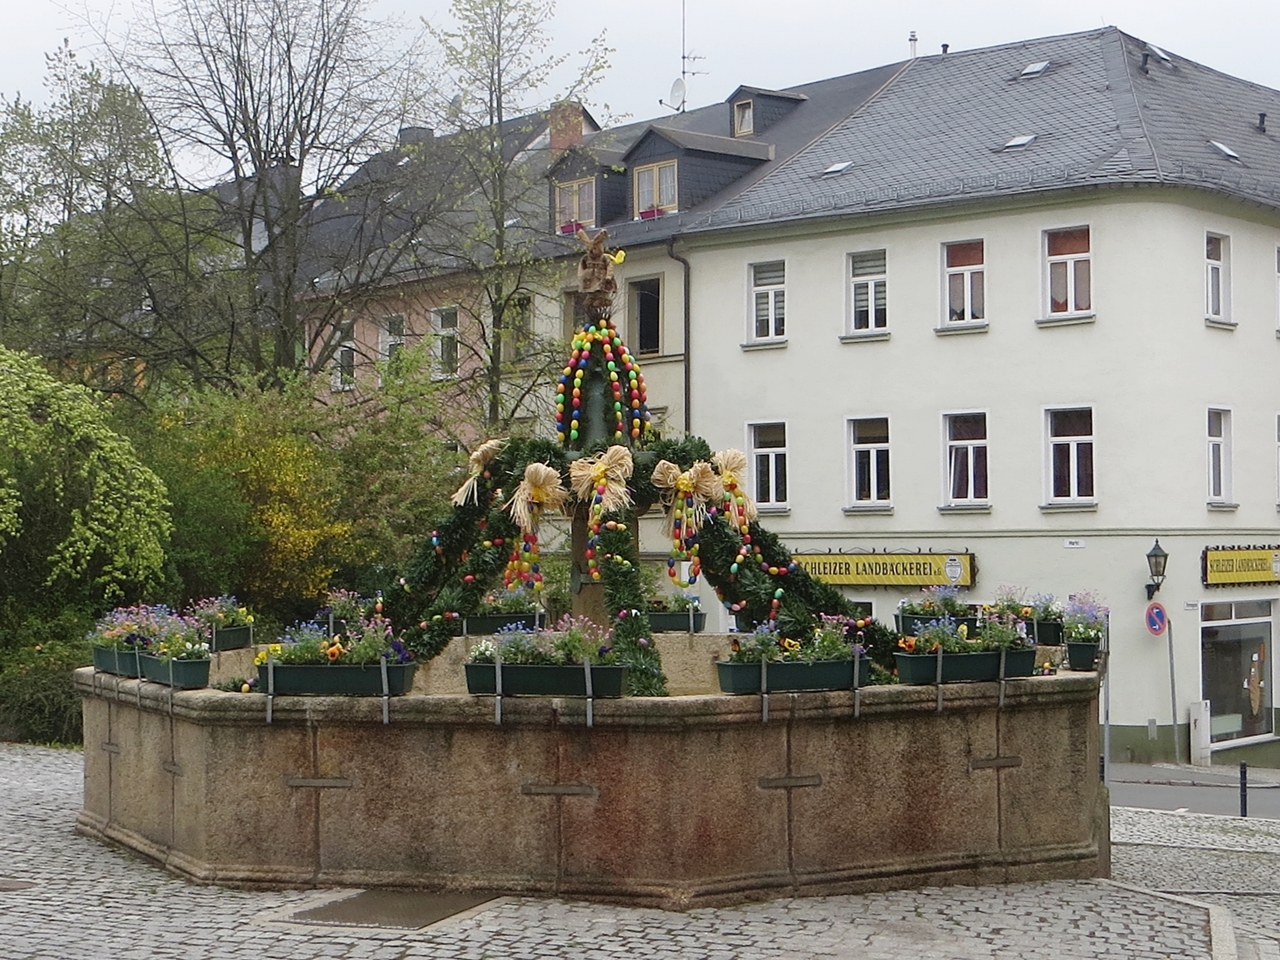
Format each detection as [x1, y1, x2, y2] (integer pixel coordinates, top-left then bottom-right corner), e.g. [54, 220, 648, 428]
[658, 0, 705, 113]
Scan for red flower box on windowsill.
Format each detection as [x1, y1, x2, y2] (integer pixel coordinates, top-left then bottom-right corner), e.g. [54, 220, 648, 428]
[639, 208, 665, 221]
[559, 221, 584, 235]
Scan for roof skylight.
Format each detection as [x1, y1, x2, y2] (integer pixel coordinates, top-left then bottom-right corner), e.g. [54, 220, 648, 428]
[822, 160, 853, 175]
[1020, 61, 1050, 77]
[1003, 134, 1037, 149]
[1209, 140, 1241, 160]
[1146, 44, 1172, 63]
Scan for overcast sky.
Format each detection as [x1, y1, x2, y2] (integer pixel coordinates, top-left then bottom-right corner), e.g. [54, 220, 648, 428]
[6, 1, 1279, 131]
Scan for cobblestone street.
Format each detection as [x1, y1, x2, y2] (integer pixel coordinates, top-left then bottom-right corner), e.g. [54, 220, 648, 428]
[1, 743, 1271, 959]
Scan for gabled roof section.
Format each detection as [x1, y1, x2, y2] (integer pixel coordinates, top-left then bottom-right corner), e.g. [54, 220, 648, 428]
[725, 85, 809, 104]
[621, 127, 775, 162]
[697, 27, 1280, 231]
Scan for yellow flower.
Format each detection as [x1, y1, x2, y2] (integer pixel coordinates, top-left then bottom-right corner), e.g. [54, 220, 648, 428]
[958, 624, 968, 639]
[782, 638, 801, 652]
[253, 652, 267, 666]
[268, 643, 282, 655]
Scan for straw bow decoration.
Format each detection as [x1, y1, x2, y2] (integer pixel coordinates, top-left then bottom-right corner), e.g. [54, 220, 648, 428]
[502, 462, 568, 591]
[568, 445, 634, 581]
[651, 459, 722, 587]
[450, 438, 506, 507]
[712, 448, 758, 535]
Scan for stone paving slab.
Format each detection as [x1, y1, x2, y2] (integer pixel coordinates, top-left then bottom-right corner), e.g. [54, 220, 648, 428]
[0, 744, 1221, 960]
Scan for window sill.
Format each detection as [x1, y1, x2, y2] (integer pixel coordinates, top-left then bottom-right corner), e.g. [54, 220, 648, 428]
[741, 339, 788, 352]
[840, 330, 890, 343]
[1207, 501, 1239, 512]
[1036, 312, 1096, 328]
[842, 504, 894, 516]
[1039, 501, 1098, 513]
[1205, 318, 1237, 331]
[757, 505, 790, 516]
[937, 503, 992, 514]
[634, 351, 685, 365]
[934, 321, 989, 336]
[331, 383, 356, 393]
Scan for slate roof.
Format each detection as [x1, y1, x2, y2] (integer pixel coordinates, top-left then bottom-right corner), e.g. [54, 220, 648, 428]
[694, 28, 1280, 232]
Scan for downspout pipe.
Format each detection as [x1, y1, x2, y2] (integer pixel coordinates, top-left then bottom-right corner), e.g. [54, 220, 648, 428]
[666, 237, 692, 435]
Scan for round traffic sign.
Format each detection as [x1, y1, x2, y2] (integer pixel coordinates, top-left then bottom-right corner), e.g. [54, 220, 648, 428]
[1145, 602, 1168, 636]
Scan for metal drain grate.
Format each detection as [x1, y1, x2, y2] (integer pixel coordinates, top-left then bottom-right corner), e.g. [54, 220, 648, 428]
[289, 890, 495, 929]
[0, 879, 38, 892]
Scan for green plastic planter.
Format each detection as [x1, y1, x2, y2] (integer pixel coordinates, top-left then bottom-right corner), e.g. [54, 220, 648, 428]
[463, 613, 543, 634]
[257, 661, 418, 696]
[716, 657, 870, 694]
[210, 624, 253, 652]
[894, 649, 1036, 684]
[895, 613, 980, 636]
[140, 654, 211, 690]
[464, 663, 628, 697]
[1065, 642, 1100, 671]
[1031, 621, 1065, 646]
[92, 646, 143, 678]
[648, 611, 707, 633]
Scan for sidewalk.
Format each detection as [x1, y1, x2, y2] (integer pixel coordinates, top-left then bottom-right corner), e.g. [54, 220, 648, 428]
[1, 743, 1274, 960]
[1110, 761, 1280, 788]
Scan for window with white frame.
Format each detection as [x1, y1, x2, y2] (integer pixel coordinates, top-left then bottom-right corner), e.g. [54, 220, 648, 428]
[751, 261, 786, 340]
[382, 314, 406, 364]
[945, 413, 988, 504]
[849, 417, 890, 503]
[331, 320, 356, 391]
[1206, 233, 1230, 321]
[633, 160, 677, 217]
[734, 100, 754, 136]
[629, 278, 661, 354]
[944, 240, 984, 323]
[1276, 414, 1280, 503]
[1047, 408, 1094, 501]
[1208, 408, 1232, 503]
[850, 250, 887, 331]
[555, 178, 595, 231]
[1046, 226, 1091, 315]
[750, 422, 788, 507]
[433, 306, 458, 376]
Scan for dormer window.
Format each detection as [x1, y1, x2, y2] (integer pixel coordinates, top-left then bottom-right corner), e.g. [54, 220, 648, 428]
[555, 178, 595, 232]
[734, 100, 754, 136]
[634, 160, 677, 218]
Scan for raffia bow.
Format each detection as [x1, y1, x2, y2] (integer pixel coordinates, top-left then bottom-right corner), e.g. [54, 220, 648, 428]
[504, 463, 569, 535]
[568, 445, 634, 513]
[713, 448, 758, 527]
[450, 438, 506, 507]
[651, 459, 723, 549]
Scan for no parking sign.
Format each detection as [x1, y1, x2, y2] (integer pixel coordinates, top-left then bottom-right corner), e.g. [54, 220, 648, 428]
[1146, 602, 1168, 636]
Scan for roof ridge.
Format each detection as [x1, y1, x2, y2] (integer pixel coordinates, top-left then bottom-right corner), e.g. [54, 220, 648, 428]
[909, 25, 1115, 64]
[1101, 28, 1163, 180]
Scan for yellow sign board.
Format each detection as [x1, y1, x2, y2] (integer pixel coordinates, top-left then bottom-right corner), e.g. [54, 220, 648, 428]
[793, 553, 974, 587]
[1202, 547, 1280, 586]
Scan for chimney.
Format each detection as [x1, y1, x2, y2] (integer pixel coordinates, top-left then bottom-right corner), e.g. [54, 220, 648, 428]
[909, 31, 918, 58]
[941, 43, 949, 54]
[550, 101, 584, 155]
[1259, 112, 1268, 133]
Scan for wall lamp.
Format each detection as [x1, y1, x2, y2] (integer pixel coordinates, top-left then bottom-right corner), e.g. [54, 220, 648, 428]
[1145, 539, 1168, 601]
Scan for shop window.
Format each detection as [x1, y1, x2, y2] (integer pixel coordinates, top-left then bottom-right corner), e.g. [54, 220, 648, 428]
[1201, 600, 1273, 743]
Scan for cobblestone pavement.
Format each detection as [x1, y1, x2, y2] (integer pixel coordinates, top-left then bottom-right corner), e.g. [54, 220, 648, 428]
[1112, 805, 1280, 959]
[0, 744, 1235, 960]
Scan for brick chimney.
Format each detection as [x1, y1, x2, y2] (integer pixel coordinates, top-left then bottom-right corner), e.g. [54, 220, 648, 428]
[549, 101, 584, 155]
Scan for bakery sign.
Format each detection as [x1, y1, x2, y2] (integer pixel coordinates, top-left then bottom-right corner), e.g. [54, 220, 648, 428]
[792, 552, 975, 587]
[1202, 546, 1280, 587]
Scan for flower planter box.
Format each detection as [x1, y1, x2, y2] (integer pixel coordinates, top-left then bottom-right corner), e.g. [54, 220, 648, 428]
[894, 649, 1036, 684]
[210, 624, 253, 652]
[92, 646, 143, 678]
[140, 654, 211, 690]
[1030, 621, 1065, 646]
[257, 662, 418, 696]
[1065, 642, 1100, 671]
[638, 208, 664, 220]
[559, 220, 584, 235]
[463, 613, 543, 635]
[648, 611, 706, 633]
[464, 663, 628, 698]
[716, 658, 870, 694]
[895, 613, 980, 636]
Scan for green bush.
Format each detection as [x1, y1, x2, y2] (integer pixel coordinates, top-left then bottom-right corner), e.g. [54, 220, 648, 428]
[0, 610, 94, 744]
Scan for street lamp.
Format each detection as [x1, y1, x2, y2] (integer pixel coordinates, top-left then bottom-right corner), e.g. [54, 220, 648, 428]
[1145, 539, 1168, 601]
